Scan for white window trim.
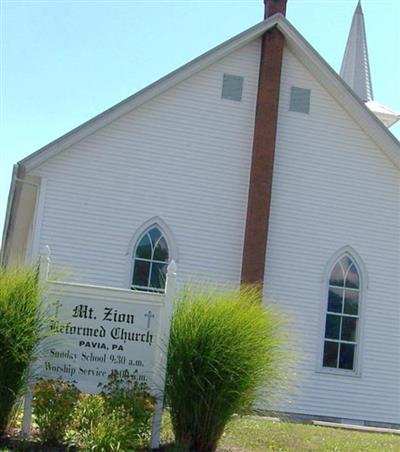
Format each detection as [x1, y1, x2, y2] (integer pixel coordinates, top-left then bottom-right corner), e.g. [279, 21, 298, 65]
[124, 216, 178, 290]
[316, 246, 368, 378]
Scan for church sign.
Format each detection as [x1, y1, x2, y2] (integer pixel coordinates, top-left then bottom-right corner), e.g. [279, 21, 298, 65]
[39, 287, 166, 393]
[23, 248, 177, 449]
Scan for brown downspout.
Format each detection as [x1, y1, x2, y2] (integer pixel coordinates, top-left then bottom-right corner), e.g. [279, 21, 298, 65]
[241, 0, 287, 285]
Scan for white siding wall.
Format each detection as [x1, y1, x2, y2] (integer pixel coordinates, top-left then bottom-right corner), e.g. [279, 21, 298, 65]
[265, 48, 400, 424]
[28, 38, 400, 425]
[30, 41, 261, 288]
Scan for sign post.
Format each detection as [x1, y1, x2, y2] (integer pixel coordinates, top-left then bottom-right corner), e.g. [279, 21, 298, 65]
[150, 260, 177, 449]
[21, 246, 51, 437]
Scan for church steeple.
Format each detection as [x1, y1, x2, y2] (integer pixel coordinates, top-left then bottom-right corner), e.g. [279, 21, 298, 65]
[340, 1, 373, 102]
[340, 1, 399, 128]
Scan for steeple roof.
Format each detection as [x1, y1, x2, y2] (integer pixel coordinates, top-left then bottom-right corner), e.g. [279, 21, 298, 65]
[340, 1, 399, 127]
[340, 1, 373, 102]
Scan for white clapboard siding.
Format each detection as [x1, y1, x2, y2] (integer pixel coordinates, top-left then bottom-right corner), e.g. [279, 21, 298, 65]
[30, 40, 261, 288]
[28, 37, 399, 425]
[264, 48, 400, 424]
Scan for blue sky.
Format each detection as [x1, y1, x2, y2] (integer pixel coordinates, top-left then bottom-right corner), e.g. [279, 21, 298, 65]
[1, 0, 399, 232]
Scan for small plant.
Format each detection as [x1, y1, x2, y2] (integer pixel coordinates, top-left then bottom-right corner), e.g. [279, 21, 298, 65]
[165, 286, 287, 452]
[67, 393, 104, 436]
[101, 370, 156, 445]
[0, 266, 48, 436]
[69, 404, 133, 452]
[67, 372, 156, 451]
[32, 378, 80, 445]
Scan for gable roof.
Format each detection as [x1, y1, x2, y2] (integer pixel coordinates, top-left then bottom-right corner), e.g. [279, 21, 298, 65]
[18, 14, 400, 171]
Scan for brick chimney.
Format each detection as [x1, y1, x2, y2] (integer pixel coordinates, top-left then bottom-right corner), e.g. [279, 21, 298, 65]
[241, 2, 286, 286]
[264, 0, 287, 19]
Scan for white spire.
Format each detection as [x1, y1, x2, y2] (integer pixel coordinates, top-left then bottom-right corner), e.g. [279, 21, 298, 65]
[340, 1, 399, 128]
[340, 1, 373, 102]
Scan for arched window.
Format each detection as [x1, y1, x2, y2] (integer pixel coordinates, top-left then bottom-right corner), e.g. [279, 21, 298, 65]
[131, 226, 169, 292]
[322, 254, 361, 371]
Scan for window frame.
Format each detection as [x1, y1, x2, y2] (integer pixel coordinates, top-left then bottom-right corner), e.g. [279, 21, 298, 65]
[316, 247, 368, 377]
[131, 228, 169, 293]
[125, 217, 177, 292]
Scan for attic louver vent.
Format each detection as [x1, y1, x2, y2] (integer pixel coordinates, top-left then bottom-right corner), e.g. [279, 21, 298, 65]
[290, 87, 311, 114]
[222, 74, 244, 101]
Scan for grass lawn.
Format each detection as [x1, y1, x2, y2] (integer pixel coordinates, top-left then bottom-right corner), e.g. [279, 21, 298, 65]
[162, 415, 400, 451]
[1, 415, 399, 451]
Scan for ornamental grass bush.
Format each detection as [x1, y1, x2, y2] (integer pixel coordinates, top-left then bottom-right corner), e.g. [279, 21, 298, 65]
[165, 286, 287, 452]
[0, 266, 48, 436]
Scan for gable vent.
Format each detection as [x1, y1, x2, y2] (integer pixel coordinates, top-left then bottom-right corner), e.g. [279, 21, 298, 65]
[290, 86, 311, 114]
[222, 74, 244, 101]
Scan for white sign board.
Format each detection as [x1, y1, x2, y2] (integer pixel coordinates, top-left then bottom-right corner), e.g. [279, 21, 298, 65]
[23, 249, 177, 449]
[38, 286, 165, 394]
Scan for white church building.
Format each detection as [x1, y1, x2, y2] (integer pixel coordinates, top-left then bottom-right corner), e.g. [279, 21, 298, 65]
[2, 0, 399, 427]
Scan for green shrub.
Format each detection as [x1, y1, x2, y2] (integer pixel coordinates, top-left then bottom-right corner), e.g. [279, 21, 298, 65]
[0, 266, 47, 436]
[67, 394, 123, 452]
[70, 405, 135, 452]
[67, 372, 155, 451]
[32, 378, 80, 444]
[101, 370, 156, 446]
[67, 393, 104, 436]
[165, 286, 287, 452]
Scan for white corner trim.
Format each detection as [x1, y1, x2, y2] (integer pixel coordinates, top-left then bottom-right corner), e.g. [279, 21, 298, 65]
[29, 177, 47, 263]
